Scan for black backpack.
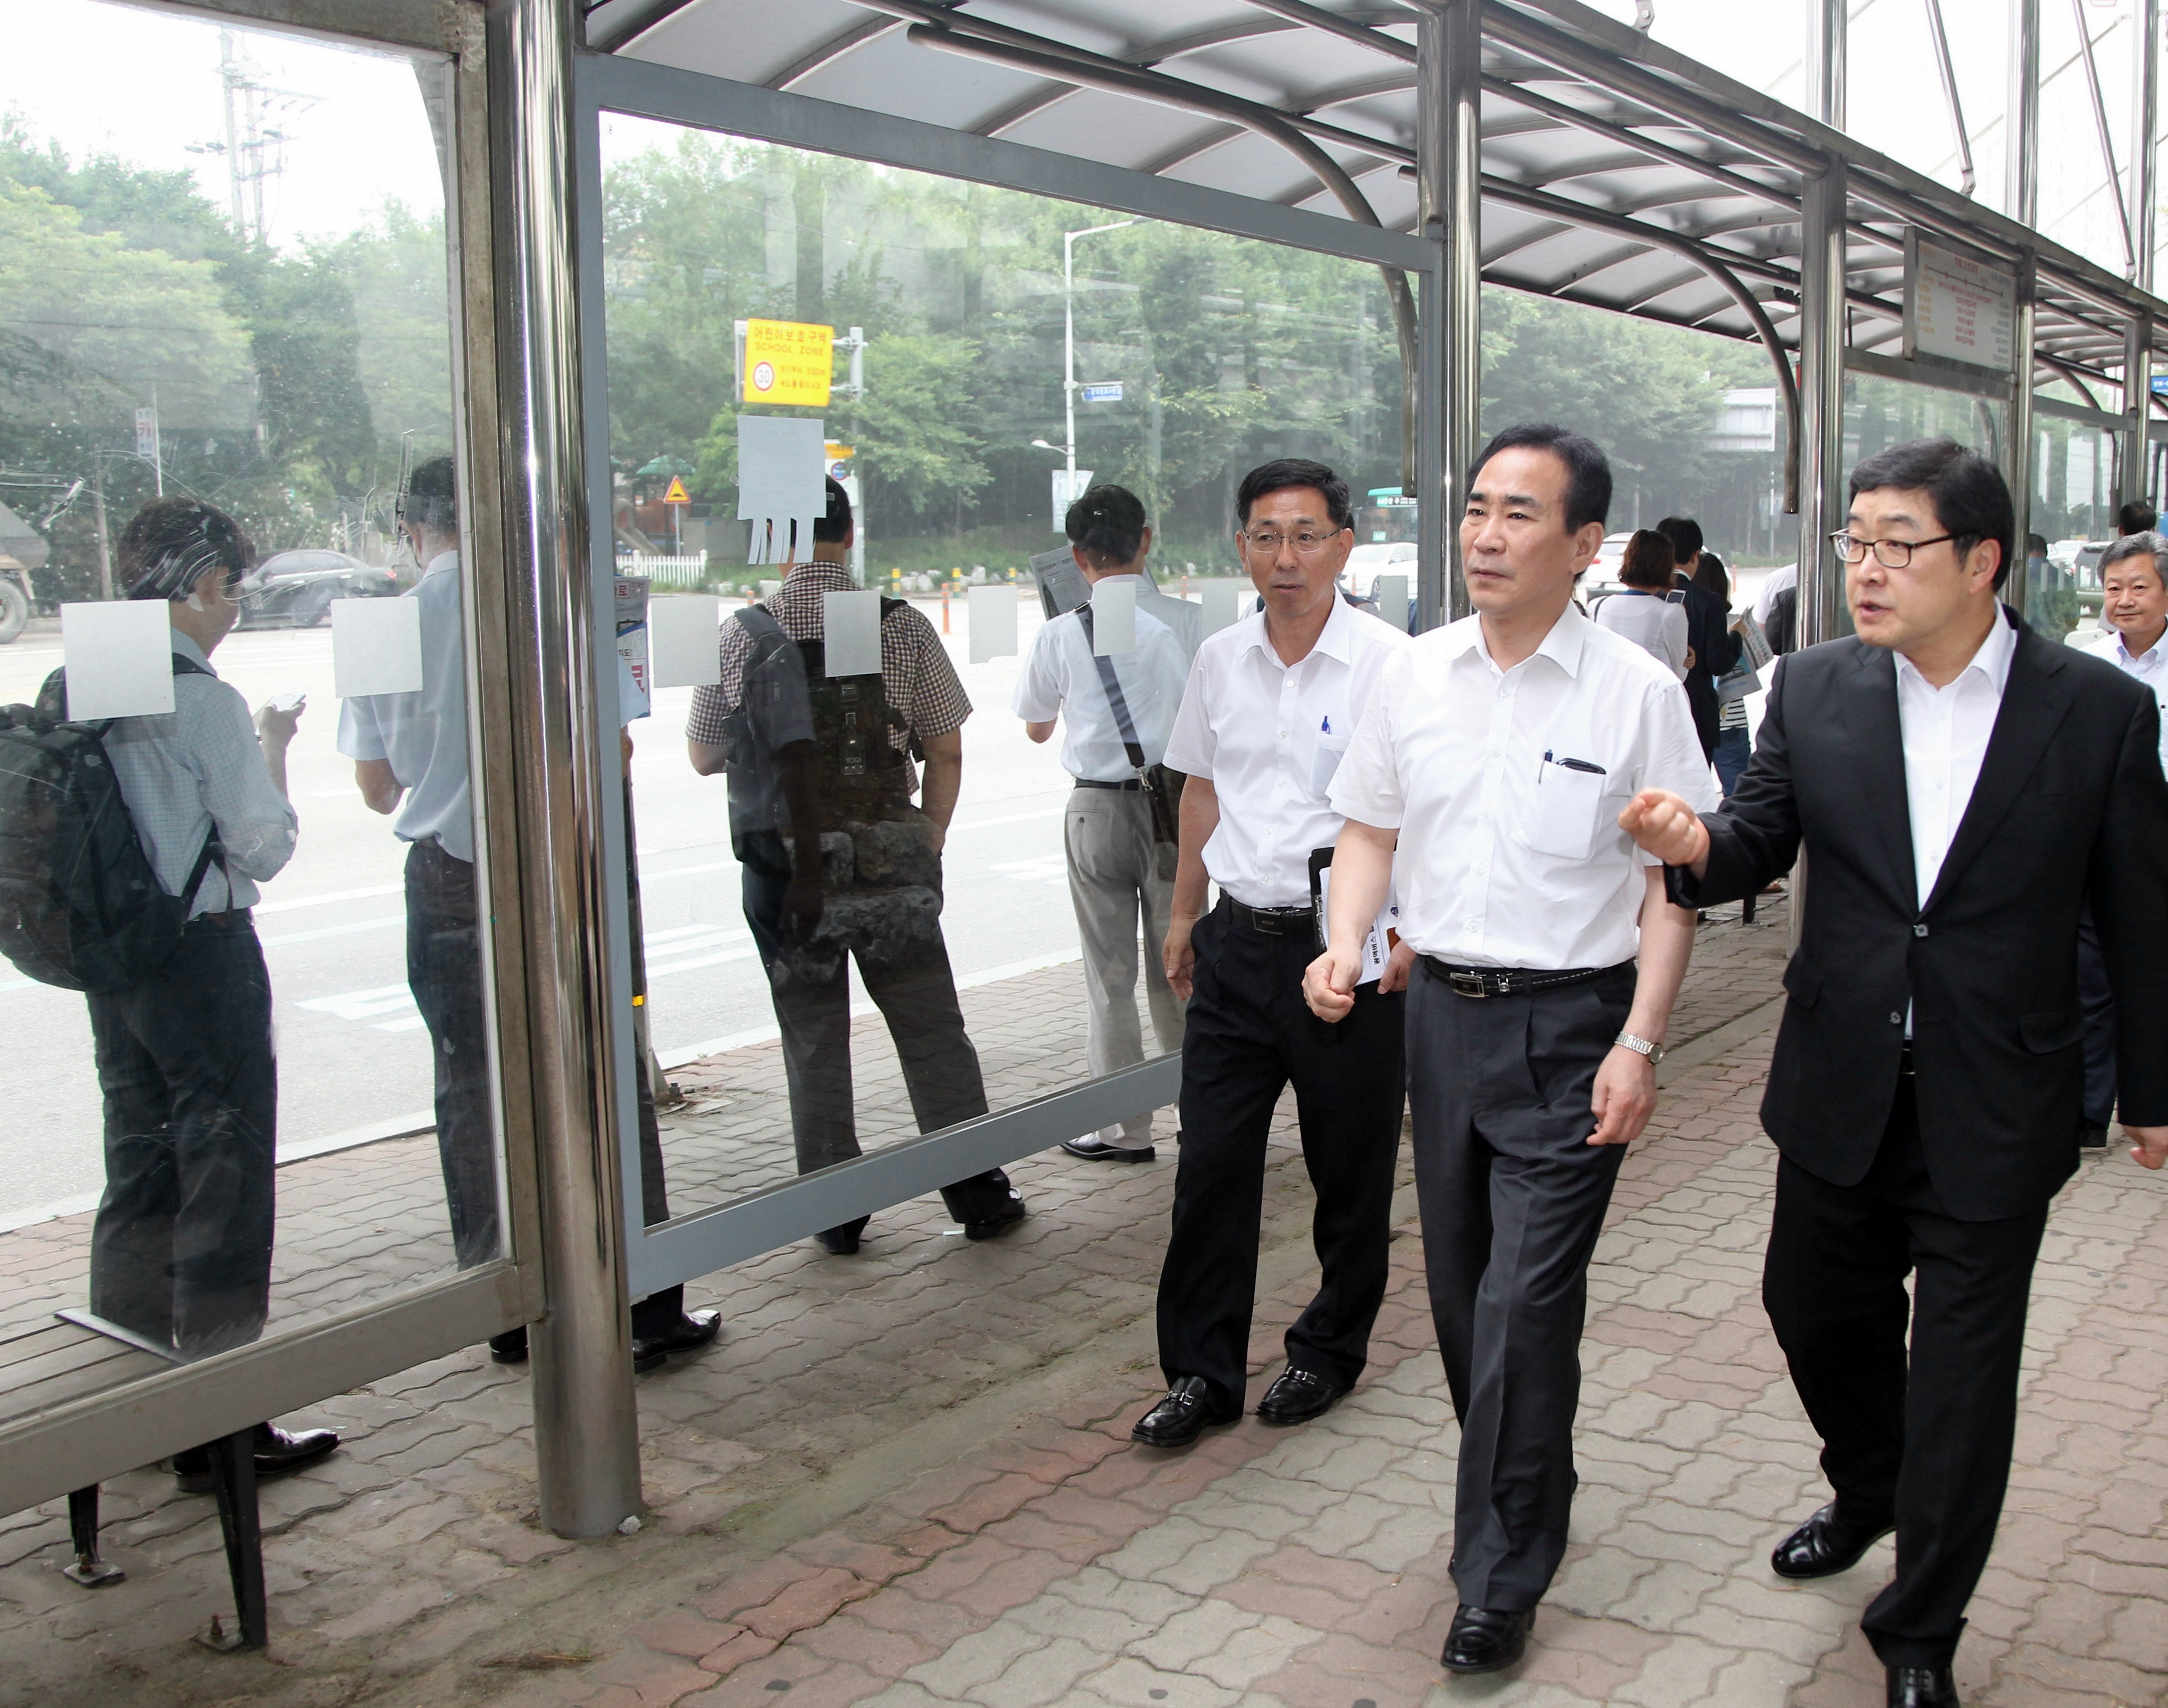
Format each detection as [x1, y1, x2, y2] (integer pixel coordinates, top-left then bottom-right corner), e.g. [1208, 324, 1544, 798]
[0, 655, 224, 992]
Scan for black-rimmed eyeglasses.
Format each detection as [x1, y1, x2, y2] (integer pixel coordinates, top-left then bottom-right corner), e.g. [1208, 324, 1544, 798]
[1829, 530, 1958, 569]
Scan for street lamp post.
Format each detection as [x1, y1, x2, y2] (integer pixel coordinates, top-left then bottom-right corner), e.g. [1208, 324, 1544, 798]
[1061, 220, 1137, 491]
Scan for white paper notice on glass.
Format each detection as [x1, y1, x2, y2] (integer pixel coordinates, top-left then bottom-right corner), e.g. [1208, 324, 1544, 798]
[60, 601, 178, 721]
[968, 584, 1018, 663]
[331, 596, 424, 698]
[1199, 579, 1247, 637]
[648, 595, 722, 690]
[1088, 577, 1136, 655]
[738, 415, 828, 565]
[822, 589, 883, 678]
[1375, 573, 1410, 631]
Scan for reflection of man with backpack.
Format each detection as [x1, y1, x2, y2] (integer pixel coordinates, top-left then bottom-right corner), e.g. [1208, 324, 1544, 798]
[687, 477, 1027, 1254]
[1012, 485, 1191, 1163]
[0, 496, 337, 1486]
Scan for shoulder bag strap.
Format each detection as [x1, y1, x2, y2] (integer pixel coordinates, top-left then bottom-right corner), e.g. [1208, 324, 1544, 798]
[1073, 603, 1149, 773]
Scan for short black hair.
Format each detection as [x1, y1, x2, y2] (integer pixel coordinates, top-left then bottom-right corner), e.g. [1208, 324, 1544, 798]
[2027, 532, 2048, 555]
[2099, 530, 2168, 578]
[1065, 484, 1148, 568]
[1655, 515, 1703, 564]
[120, 496, 254, 601]
[399, 454, 458, 535]
[1469, 423, 1612, 533]
[1847, 437, 2014, 590]
[1235, 459, 1352, 532]
[2119, 499, 2157, 536]
[812, 475, 852, 544]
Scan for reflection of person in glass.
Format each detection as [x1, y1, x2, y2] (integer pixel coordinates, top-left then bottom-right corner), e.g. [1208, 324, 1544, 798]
[687, 477, 1026, 1254]
[1012, 485, 1190, 1162]
[75, 497, 337, 1485]
[341, 456, 719, 1370]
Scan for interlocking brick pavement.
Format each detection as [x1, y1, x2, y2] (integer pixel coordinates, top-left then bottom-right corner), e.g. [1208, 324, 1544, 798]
[7, 895, 2163, 1708]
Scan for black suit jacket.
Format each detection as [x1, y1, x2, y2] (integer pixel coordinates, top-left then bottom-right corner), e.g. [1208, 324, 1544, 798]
[1670, 608, 2168, 1220]
[1673, 569, 1742, 756]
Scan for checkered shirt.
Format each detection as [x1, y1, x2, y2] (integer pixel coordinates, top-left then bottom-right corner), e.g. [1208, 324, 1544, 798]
[686, 561, 971, 796]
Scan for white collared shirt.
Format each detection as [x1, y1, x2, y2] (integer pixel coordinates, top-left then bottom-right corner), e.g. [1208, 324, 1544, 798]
[1011, 578, 1190, 782]
[337, 551, 476, 862]
[2084, 622, 2168, 773]
[100, 630, 299, 917]
[1163, 594, 1410, 906]
[1894, 609, 2015, 909]
[1136, 574, 1204, 663]
[1329, 604, 1714, 970]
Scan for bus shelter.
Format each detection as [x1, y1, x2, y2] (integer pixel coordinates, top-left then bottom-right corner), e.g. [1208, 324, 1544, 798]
[0, 0, 2161, 1643]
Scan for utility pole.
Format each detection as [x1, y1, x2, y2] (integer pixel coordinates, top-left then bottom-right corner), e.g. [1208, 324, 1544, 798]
[1062, 221, 1136, 494]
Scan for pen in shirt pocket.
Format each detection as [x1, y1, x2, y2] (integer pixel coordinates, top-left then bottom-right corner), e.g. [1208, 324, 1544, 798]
[1541, 749, 1606, 774]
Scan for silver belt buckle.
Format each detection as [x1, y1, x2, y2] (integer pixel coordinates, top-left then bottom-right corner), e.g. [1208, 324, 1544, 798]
[1448, 969, 1488, 998]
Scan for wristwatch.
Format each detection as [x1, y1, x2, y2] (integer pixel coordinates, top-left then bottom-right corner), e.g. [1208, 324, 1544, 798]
[1615, 1031, 1666, 1065]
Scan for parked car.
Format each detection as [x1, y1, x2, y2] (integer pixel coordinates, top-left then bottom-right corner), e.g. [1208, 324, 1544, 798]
[239, 548, 398, 628]
[1340, 539, 1417, 598]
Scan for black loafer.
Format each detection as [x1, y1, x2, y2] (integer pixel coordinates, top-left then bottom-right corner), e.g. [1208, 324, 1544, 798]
[489, 1327, 530, 1364]
[1771, 1503, 1896, 1579]
[1060, 1137, 1155, 1162]
[1255, 1368, 1345, 1426]
[1888, 1663, 1959, 1707]
[173, 1423, 340, 1494]
[2079, 1121, 2109, 1149]
[816, 1217, 869, 1255]
[963, 1198, 1027, 1242]
[1440, 1604, 1534, 1674]
[632, 1309, 722, 1369]
[1131, 1375, 1242, 1447]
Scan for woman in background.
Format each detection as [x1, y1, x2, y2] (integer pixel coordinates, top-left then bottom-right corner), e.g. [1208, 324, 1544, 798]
[1592, 528, 1691, 680]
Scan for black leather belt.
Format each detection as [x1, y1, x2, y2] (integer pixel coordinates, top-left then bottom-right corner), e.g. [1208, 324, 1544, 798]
[1224, 896, 1315, 935]
[1421, 956, 1632, 999]
[1074, 777, 1144, 791]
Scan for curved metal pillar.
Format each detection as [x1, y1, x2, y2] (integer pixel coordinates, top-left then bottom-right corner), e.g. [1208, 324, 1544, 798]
[486, 0, 643, 1537]
[1798, 156, 1850, 648]
[1417, 0, 1480, 629]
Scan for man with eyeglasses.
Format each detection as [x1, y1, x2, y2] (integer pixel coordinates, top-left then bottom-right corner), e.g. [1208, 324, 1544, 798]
[1306, 424, 1708, 1678]
[1620, 439, 2168, 1708]
[1130, 459, 1411, 1449]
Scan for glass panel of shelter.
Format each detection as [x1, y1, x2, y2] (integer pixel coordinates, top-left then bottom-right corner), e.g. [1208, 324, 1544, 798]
[598, 114, 1408, 1237]
[0, 4, 499, 1412]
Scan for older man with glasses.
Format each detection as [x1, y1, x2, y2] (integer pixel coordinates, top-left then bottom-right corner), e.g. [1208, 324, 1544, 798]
[1130, 459, 1412, 1449]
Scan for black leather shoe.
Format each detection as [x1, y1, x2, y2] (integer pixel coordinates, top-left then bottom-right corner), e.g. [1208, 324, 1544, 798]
[2079, 1121, 2110, 1149]
[1439, 1604, 1535, 1674]
[1060, 1136, 1155, 1162]
[632, 1309, 722, 1369]
[489, 1327, 529, 1364]
[816, 1217, 869, 1255]
[1255, 1368, 1345, 1426]
[1131, 1376, 1242, 1447]
[1888, 1663, 1959, 1706]
[1771, 1503, 1896, 1579]
[963, 1198, 1027, 1242]
[173, 1423, 340, 1494]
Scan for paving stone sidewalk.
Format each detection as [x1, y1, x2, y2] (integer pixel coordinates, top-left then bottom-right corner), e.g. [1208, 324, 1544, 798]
[10, 896, 2162, 1708]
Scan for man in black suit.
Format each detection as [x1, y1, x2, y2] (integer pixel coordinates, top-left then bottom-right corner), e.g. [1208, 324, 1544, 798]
[1620, 439, 2168, 1708]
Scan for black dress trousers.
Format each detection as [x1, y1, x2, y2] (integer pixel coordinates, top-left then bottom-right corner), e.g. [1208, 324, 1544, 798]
[1762, 1076, 2048, 1669]
[1407, 957, 1636, 1613]
[1156, 896, 1405, 1410]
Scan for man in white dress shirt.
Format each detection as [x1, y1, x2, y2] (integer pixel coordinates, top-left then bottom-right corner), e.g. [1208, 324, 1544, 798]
[1308, 424, 1708, 1676]
[1014, 486, 1192, 1161]
[2071, 532, 2168, 1144]
[1128, 459, 1412, 1449]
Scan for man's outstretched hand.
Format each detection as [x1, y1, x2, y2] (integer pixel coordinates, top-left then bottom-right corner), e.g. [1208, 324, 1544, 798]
[1619, 788, 1712, 875]
[2125, 1124, 2168, 1170]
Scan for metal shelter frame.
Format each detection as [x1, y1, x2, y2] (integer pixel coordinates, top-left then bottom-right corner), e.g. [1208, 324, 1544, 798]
[3, 3, 2164, 1618]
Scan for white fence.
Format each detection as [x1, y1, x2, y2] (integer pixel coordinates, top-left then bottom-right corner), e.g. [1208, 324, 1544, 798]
[627, 551, 710, 589]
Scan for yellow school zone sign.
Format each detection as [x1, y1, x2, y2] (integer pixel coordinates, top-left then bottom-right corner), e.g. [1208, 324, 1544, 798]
[743, 319, 834, 406]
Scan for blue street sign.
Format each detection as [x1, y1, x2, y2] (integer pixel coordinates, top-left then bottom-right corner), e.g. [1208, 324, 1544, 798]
[2153, 373, 2168, 395]
[1080, 382, 1124, 403]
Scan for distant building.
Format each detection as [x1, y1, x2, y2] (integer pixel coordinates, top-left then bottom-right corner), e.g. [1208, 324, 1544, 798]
[1709, 388, 1778, 455]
